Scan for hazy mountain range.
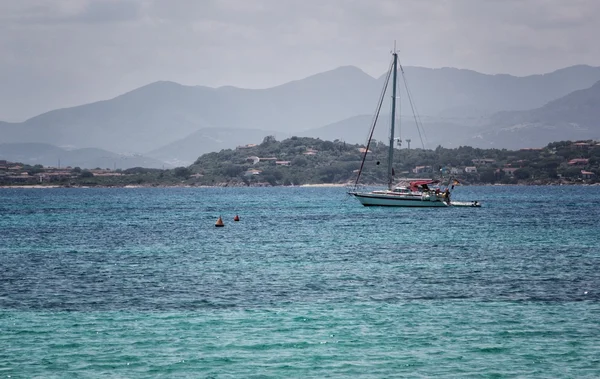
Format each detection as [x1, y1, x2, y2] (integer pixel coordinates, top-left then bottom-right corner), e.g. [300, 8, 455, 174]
[468, 80, 600, 148]
[0, 143, 170, 169]
[1, 64, 600, 167]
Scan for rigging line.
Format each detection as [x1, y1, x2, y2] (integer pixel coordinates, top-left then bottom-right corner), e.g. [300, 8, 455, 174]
[400, 65, 425, 150]
[355, 61, 392, 188]
[398, 61, 427, 150]
[361, 55, 394, 147]
[400, 65, 427, 146]
[354, 57, 394, 189]
[407, 77, 428, 142]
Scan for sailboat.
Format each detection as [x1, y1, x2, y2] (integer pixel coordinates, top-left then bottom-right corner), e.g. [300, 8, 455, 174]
[349, 49, 480, 208]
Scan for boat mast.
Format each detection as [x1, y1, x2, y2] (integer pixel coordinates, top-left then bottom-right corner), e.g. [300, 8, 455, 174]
[387, 50, 398, 190]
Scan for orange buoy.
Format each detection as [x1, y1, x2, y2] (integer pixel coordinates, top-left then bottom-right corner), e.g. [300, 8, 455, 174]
[234, 215, 240, 221]
[215, 216, 224, 227]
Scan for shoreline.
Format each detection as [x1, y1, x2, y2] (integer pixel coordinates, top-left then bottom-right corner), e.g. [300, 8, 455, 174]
[0, 184, 351, 189]
[1, 182, 599, 189]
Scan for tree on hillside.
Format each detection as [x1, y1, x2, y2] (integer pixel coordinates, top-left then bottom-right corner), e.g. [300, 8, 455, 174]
[261, 135, 277, 146]
[174, 167, 191, 178]
[27, 166, 44, 175]
[222, 164, 244, 177]
[292, 157, 308, 166]
[514, 168, 531, 180]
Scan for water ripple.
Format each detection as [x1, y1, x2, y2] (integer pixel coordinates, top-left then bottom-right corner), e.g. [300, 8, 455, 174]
[1, 186, 599, 377]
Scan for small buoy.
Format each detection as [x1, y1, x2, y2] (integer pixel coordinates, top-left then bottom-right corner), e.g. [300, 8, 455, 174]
[215, 216, 224, 227]
[234, 215, 240, 221]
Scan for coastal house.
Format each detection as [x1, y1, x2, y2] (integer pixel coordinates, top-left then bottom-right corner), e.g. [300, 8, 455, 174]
[412, 166, 431, 174]
[39, 171, 74, 182]
[303, 148, 318, 156]
[464, 166, 477, 173]
[245, 169, 262, 176]
[246, 156, 260, 164]
[581, 170, 595, 180]
[275, 161, 291, 166]
[236, 143, 258, 150]
[91, 172, 123, 177]
[573, 142, 592, 149]
[358, 147, 372, 153]
[2, 174, 37, 183]
[568, 158, 589, 166]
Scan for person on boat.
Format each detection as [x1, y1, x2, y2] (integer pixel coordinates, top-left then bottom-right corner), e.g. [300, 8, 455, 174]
[444, 188, 451, 204]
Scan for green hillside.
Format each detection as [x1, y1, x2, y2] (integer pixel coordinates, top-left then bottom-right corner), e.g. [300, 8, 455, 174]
[2, 137, 599, 187]
[188, 136, 600, 186]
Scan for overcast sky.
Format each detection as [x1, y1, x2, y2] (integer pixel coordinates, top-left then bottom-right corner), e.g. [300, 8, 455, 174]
[1, 0, 599, 121]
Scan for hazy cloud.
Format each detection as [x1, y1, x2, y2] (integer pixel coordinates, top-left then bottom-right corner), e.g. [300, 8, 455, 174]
[0, 0, 142, 25]
[1, 0, 599, 121]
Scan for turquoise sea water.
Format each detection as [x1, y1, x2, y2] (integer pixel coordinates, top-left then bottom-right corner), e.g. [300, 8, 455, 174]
[1, 186, 599, 377]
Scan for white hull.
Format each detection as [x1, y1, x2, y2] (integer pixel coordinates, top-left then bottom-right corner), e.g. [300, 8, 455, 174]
[351, 192, 449, 207]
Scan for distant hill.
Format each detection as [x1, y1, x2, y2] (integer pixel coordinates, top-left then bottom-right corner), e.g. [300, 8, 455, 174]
[146, 128, 291, 166]
[2, 64, 600, 158]
[465, 80, 600, 149]
[395, 64, 600, 116]
[0, 143, 170, 169]
[0, 82, 217, 153]
[299, 113, 477, 149]
[0, 66, 379, 153]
